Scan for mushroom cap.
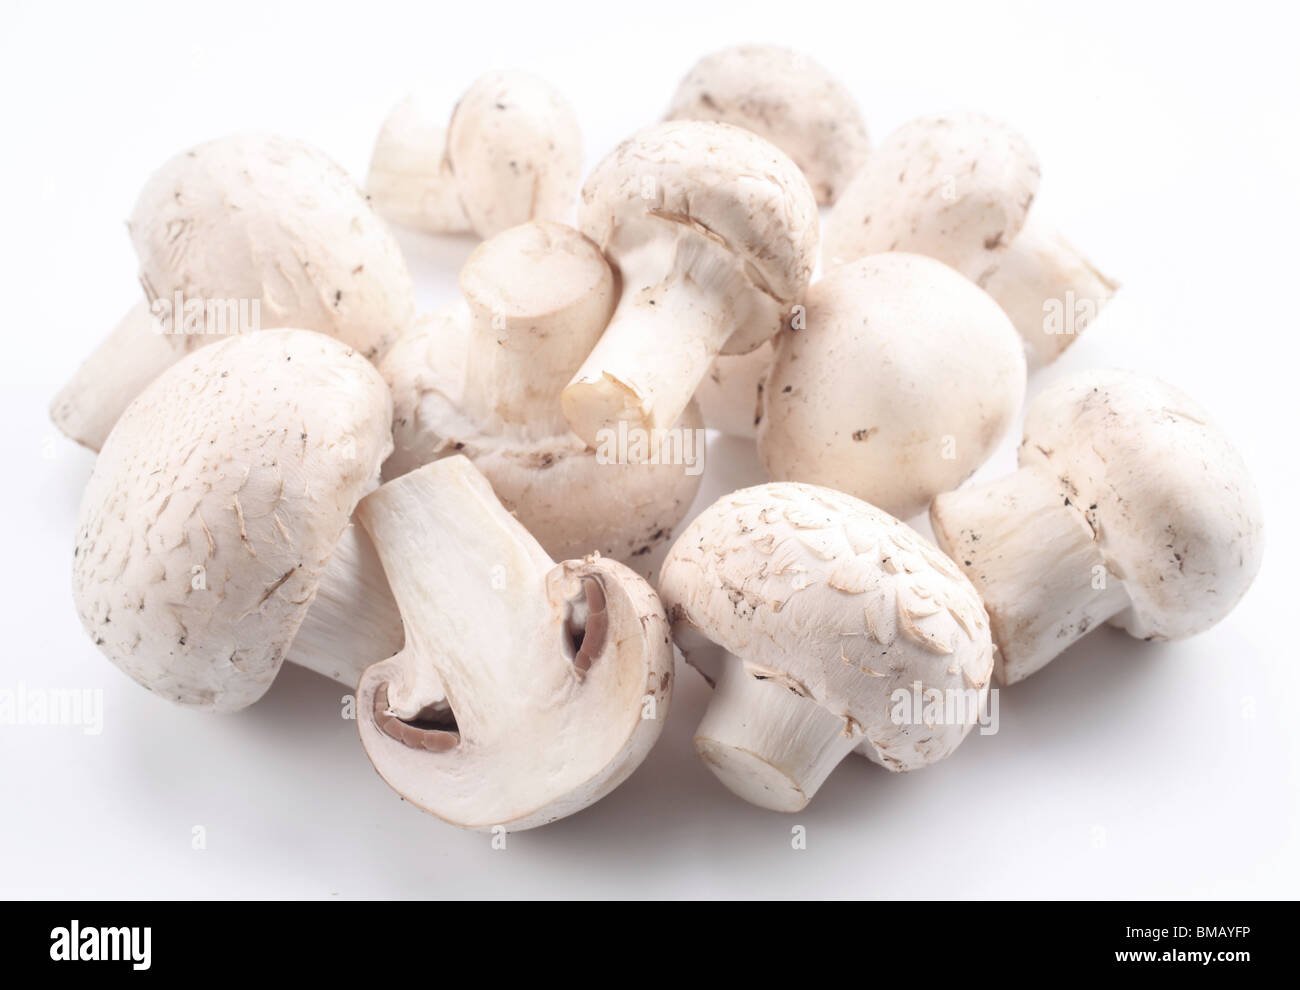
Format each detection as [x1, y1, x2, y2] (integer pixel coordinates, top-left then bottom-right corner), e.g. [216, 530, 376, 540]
[1018, 369, 1264, 640]
[823, 112, 1040, 281]
[577, 120, 819, 354]
[659, 482, 993, 771]
[129, 134, 414, 362]
[759, 253, 1026, 520]
[72, 329, 393, 713]
[447, 71, 583, 237]
[665, 44, 870, 206]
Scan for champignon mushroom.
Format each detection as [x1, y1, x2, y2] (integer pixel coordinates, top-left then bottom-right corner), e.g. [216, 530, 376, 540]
[50, 134, 416, 452]
[930, 369, 1264, 685]
[366, 72, 582, 239]
[560, 120, 819, 450]
[664, 44, 870, 206]
[659, 482, 993, 812]
[72, 329, 407, 712]
[758, 253, 1026, 521]
[693, 342, 772, 439]
[354, 455, 675, 830]
[381, 221, 702, 562]
[823, 112, 1115, 366]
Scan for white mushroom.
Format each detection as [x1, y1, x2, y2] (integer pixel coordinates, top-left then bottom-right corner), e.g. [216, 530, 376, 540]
[659, 482, 993, 812]
[759, 253, 1026, 520]
[930, 369, 1264, 685]
[366, 72, 582, 239]
[693, 342, 772, 439]
[51, 134, 415, 452]
[382, 221, 702, 562]
[355, 455, 675, 830]
[72, 329, 406, 712]
[561, 120, 819, 450]
[823, 112, 1115, 366]
[665, 44, 870, 206]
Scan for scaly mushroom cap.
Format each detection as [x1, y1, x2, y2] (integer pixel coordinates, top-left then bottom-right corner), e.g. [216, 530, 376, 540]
[660, 482, 993, 773]
[72, 330, 393, 712]
[355, 457, 675, 830]
[577, 120, 819, 355]
[823, 112, 1040, 281]
[1016, 370, 1263, 639]
[665, 44, 870, 206]
[759, 253, 1026, 520]
[130, 134, 414, 362]
[447, 72, 583, 237]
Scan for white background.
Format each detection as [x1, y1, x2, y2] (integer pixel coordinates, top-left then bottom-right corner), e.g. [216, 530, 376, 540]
[2, 0, 1297, 898]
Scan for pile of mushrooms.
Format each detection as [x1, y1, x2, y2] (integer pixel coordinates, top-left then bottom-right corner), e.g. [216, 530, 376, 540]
[56, 46, 1264, 828]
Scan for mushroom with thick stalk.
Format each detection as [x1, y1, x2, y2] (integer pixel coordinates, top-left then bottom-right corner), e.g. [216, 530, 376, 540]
[381, 221, 703, 562]
[659, 482, 994, 812]
[51, 134, 415, 452]
[561, 120, 819, 450]
[355, 456, 675, 830]
[759, 253, 1026, 521]
[823, 112, 1116, 367]
[665, 44, 870, 206]
[72, 329, 409, 713]
[694, 342, 772, 439]
[366, 72, 582, 239]
[930, 369, 1264, 685]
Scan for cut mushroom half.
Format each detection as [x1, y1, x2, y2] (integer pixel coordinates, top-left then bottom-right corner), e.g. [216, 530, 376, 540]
[665, 44, 870, 206]
[355, 456, 675, 830]
[561, 120, 819, 450]
[381, 221, 703, 562]
[51, 134, 415, 452]
[824, 112, 1115, 367]
[759, 253, 1026, 521]
[366, 72, 582, 239]
[72, 329, 408, 712]
[659, 482, 993, 812]
[930, 369, 1264, 684]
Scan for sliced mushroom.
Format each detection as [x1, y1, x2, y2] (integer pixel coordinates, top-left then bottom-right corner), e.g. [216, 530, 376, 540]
[382, 221, 702, 562]
[366, 72, 582, 239]
[561, 120, 819, 450]
[930, 369, 1264, 684]
[72, 329, 406, 712]
[355, 456, 674, 830]
[759, 253, 1026, 520]
[659, 482, 993, 812]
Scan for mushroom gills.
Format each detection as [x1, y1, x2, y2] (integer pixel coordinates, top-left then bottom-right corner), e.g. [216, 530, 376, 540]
[374, 684, 459, 752]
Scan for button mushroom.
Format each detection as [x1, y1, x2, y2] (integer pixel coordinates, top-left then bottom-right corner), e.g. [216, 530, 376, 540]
[823, 112, 1115, 366]
[354, 455, 675, 830]
[665, 44, 870, 206]
[759, 253, 1026, 520]
[72, 329, 406, 712]
[659, 482, 993, 812]
[381, 220, 702, 562]
[366, 71, 582, 239]
[694, 342, 772, 439]
[51, 134, 416, 452]
[560, 120, 819, 449]
[930, 369, 1264, 685]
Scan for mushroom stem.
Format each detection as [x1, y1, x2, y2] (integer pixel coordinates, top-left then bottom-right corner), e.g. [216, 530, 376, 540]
[462, 286, 608, 437]
[562, 232, 773, 448]
[50, 301, 187, 452]
[930, 467, 1130, 684]
[694, 655, 861, 813]
[356, 457, 560, 729]
[285, 524, 405, 686]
